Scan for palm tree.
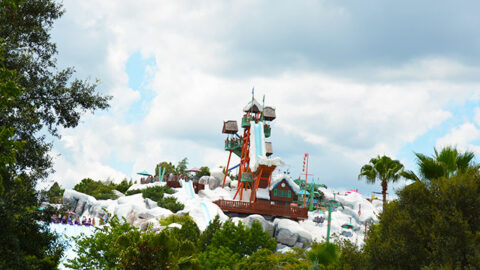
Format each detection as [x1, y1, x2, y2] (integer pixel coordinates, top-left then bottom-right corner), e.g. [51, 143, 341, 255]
[401, 146, 477, 182]
[358, 155, 404, 207]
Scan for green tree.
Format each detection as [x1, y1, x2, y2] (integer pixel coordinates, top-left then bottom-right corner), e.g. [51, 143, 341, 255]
[176, 157, 188, 175]
[113, 178, 133, 194]
[236, 248, 310, 270]
[73, 178, 117, 200]
[0, 0, 109, 268]
[69, 215, 200, 269]
[402, 146, 478, 182]
[46, 181, 64, 203]
[358, 155, 404, 207]
[155, 161, 175, 177]
[364, 170, 480, 269]
[196, 166, 210, 178]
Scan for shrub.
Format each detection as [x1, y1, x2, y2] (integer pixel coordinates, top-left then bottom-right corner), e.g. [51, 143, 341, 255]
[73, 178, 117, 200]
[126, 186, 184, 213]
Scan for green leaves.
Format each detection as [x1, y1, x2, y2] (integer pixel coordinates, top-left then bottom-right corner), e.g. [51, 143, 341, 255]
[358, 155, 404, 206]
[364, 171, 480, 269]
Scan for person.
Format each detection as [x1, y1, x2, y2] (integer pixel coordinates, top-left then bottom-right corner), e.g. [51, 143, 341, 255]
[62, 215, 67, 224]
[82, 216, 87, 225]
[75, 217, 81, 225]
[51, 214, 57, 223]
[68, 217, 73, 225]
[88, 218, 92, 226]
[56, 215, 62, 223]
[92, 218, 96, 226]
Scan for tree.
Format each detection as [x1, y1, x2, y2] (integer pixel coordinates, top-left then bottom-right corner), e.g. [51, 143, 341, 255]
[358, 155, 404, 207]
[0, 1, 110, 268]
[364, 170, 480, 269]
[155, 161, 175, 177]
[176, 157, 188, 175]
[402, 146, 478, 182]
[196, 166, 211, 178]
[68, 216, 200, 269]
[46, 181, 64, 203]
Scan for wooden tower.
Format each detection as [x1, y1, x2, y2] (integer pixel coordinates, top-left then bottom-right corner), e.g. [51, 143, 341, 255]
[221, 93, 277, 203]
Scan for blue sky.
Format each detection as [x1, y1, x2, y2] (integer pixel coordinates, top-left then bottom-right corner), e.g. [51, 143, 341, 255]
[46, 1, 480, 196]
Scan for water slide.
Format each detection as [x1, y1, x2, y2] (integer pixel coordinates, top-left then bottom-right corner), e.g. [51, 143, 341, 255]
[249, 121, 266, 172]
[183, 180, 211, 224]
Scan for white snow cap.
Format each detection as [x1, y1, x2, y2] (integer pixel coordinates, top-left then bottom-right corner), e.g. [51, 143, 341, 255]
[243, 98, 263, 112]
[256, 188, 270, 200]
[270, 174, 300, 194]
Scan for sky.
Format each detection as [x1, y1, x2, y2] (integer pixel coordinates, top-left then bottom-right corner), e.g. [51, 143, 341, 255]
[46, 0, 480, 196]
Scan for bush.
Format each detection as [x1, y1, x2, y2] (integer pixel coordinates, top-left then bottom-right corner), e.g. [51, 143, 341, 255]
[127, 186, 184, 213]
[159, 196, 184, 213]
[67, 216, 200, 269]
[73, 178, 117, 200]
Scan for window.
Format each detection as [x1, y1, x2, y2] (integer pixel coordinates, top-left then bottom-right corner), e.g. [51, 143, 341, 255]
[288, 190, 291, 198]
[274, 189, 277, 196]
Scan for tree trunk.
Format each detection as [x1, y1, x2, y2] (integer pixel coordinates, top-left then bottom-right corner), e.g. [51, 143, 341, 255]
[382, 180, 388, 207]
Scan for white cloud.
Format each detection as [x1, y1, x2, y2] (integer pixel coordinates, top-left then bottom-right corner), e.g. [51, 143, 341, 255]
[47, 0, 480, 192]
[436, 123, 480, 154]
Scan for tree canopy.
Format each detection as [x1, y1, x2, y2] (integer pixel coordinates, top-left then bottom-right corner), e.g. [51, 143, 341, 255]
[0, 0, 110, 268]
[358, 155, 404, 207]
[402, 146, 478, 182]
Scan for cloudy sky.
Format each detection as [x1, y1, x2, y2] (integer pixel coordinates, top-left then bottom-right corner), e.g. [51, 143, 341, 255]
[47, 0, 480, 195]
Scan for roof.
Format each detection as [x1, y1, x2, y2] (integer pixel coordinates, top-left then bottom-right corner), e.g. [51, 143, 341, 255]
[243, 98, 263, 113]
[263, 106, 276, 121]
[270, 174, 300, 194]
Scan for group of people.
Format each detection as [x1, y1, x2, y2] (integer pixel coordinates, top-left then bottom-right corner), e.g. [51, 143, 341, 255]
[51, 214, 98, 226]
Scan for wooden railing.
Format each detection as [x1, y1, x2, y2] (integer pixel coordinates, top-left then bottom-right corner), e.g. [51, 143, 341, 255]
[214, 199, 308, 220]
[166, 180, 181, 188]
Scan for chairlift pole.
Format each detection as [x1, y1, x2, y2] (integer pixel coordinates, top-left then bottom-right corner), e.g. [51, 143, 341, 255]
[326, 202, 332, 243]
[303, 153, 309, 206]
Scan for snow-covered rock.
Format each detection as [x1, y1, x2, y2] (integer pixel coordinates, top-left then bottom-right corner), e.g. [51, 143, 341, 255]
[244, 214, 274, 236]
[113, 190, 125, 197]
[274, 219, 312, 248]
[145, 198, 158, 209]
[208, 176, 220, 189]
[198, 176, 209, 185]
[126, 182, 165, 192]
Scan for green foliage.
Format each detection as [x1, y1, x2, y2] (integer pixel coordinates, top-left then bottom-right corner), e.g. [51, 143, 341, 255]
[402, 146, 478, 182]
[176, 157, 189, 175]
[199, 246, 241, 270]
[140, 185, 174, 201]
[336, 239, 368, 270]
[196, 166, 210, 178]
[209, 219, 277, 257]
[199, 215, 222, 251]
[68, 215, 200, 269]
[73, 178, 118, 200]
[46, 181, 64, 203]
[158, 196, 185, 213]
[127, 186, 184, 213]
[0, 0, 108, 267]
[159, 214, 195, 226]
[364, 170, 480, 269]
[114, 178, 133, 194]
[155, 161, 175, 177]
[236, 248, 310, 270]
[358, 155, 404, 206]
[307, 242, 339, 268]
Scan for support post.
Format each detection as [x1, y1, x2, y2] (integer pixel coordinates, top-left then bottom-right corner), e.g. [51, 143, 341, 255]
[327, 203, 332, 243]
[223, 150, 233, 188]
[303, 153, 309, 206]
